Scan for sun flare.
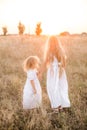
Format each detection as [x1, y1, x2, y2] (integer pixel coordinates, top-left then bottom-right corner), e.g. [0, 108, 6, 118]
[0, 0, 87, 34]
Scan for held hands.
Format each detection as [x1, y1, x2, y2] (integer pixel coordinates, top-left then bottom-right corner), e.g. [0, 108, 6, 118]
[38, 72, 43, 81]
[38, 62, 46, 81]
[36, 68, 43, 80]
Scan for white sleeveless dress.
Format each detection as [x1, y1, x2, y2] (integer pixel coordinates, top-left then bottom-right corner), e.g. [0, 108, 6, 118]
[47, 57, 70, 108]
[23, 69, 42, 109]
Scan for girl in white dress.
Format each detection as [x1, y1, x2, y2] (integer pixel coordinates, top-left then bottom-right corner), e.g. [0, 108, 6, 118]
[23, 56, 42, 109]
[41, 35, 70, 112]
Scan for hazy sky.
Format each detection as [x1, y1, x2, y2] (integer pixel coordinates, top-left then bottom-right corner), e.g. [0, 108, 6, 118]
[0, 0, 87, 34]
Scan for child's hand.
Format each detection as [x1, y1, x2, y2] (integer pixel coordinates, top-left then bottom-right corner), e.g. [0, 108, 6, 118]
[33, 89, 37, 94]
[36, 70, 42, 80]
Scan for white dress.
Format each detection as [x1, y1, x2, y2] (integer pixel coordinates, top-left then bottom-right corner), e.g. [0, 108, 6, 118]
[23, 69, 42, 109]
[47, 57, 70, 108]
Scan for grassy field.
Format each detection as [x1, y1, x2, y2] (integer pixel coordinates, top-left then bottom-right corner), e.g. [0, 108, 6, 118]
[0, 35, 87, 130]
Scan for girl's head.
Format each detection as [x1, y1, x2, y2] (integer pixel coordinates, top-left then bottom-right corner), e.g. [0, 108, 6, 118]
[44, 35, 66, 67]
[23, 56, 40, 72]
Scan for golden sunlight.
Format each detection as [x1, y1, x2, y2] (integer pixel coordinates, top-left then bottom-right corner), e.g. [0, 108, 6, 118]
[0, 0, 87, 34]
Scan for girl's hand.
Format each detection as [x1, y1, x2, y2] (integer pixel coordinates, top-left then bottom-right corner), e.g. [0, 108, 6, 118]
[33, 89, 37, 94]
[38, 62, 46, 80]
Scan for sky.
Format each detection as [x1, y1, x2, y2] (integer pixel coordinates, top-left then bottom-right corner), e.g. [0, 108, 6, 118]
[0, 0, 87, 35]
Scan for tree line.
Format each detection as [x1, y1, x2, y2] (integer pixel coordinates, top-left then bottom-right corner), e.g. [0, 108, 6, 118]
[1, 22, 42, 36]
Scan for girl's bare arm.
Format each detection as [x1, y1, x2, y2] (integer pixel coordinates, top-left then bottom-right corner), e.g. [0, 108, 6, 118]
[30, 80, 37, 94]
[38, 62, 46, 80]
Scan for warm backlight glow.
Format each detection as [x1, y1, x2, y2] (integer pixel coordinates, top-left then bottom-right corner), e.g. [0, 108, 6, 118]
[0, 0, 87, 34]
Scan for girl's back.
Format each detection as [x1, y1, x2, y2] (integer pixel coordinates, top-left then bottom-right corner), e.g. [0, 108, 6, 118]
[45, 36, 70, 109]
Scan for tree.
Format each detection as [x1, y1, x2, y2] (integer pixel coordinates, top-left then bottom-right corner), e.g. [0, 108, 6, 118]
[18, 22, 25, 35]
[59, 31, 70, 36]
[81, 32, 87, 36]
[2, 27, 8, 36]
[35, 22, 42, 36]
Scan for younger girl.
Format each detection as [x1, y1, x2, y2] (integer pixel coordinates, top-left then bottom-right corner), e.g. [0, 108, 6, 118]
[41, 35, 70, 112]
[23, 56, 42, 109]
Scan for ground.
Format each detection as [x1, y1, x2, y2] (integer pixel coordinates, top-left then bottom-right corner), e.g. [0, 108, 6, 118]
[0, 35, 87, 130]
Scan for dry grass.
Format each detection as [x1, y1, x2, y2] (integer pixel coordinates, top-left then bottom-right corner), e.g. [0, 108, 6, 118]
[0, 35, 87, 130]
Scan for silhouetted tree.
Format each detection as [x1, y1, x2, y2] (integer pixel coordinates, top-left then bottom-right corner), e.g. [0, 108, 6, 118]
[81, 32, 87, 36]
[2, 27, 8, 36]
[35, 22, 42, 36]
[59, 31, 70, 36]
[18, 22, 25, 35]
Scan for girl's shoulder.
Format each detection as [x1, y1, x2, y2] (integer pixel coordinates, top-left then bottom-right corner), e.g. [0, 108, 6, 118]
[27, 69, 35, 74]
[27, 69, 36, 80]
[27, 69, 37, 74]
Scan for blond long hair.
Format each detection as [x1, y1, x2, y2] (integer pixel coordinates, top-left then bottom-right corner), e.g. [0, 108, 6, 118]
[44, 35, 66, 68]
